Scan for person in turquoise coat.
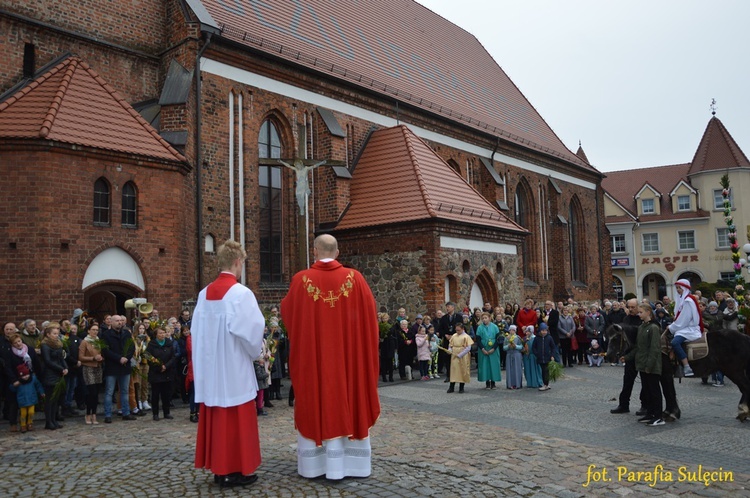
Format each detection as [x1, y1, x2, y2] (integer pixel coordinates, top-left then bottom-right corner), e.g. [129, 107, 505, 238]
[475, 313, 502, 389]
[522, 325, 543, 388]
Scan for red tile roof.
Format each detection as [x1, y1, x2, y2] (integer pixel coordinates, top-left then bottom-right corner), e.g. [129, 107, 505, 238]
[0, 57, 185, 163]
[335, 124, 527, 233]
[602, 163, 710, 222]
[688, 116, 750, 175]
[196, 0, 594, 172]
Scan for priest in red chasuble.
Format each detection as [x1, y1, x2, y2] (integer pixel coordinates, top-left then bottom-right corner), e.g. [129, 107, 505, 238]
[282, 234, 380, 480]
[192, 240, 266, 488]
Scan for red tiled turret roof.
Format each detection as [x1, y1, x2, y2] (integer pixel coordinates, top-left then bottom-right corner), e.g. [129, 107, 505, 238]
[688, 116, 750, 175]
[195, 0, 594, 172]
[336, 124, 527, 233]
[0, 57, 186, 163]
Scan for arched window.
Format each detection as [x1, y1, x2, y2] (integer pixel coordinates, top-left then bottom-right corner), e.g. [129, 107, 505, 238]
[204, 234, 215, 253]
[514, 180, 535, 281]
[121, 182, 137, 227]
[568, 196, 586, 282]
[93, 177, 110, 226]
[259, 119, 283, 283]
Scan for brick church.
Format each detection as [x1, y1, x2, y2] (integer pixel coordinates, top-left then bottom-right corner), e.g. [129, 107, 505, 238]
[0, 0, 610, 320]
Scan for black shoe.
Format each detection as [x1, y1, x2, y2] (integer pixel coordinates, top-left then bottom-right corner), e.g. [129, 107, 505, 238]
[153, 415, 160, 421]
[388, 378, 394, 382]
[635, 408, 648, 416]
[190, 413, 199, 423]
[443, 378, 449, 383]
[458, 388, 465, 393]
[446, 387, 454, 393]
[56, 414, 65, 422]
[163, 414, 174, 420]
[104, 417, 112, 424]
[134, 410, 146, 417]
[219, 473, 258, 488]
[122, 414, 137, 421]
[45, 424, 57, 430]
[264, 401, 274, 408]
[610, 406, 629, 414]
[382, 377, 387, 382]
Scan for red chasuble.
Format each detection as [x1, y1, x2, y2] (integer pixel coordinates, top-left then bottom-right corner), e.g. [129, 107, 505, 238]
[282, 260, 380, 446]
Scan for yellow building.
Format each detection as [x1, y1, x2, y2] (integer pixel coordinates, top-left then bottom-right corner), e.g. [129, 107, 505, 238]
[603, 116, 750, 302]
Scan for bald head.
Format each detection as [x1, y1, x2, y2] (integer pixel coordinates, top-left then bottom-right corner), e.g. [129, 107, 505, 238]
[314, 234, 339, 261]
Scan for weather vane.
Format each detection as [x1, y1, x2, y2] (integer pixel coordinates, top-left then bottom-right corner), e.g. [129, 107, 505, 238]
[710, 98, 717, 116]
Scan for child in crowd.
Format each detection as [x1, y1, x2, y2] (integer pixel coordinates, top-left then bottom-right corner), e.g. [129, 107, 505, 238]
[427, 324, 439, 378]
[587, 339, 604, 367]
[9, 363, 45, 433]
[414, 325, 431, 380]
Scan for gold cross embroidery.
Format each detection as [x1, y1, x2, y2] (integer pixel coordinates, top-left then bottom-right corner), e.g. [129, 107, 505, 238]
[302, 271, 356, 308]
[322, 291, 339, 308]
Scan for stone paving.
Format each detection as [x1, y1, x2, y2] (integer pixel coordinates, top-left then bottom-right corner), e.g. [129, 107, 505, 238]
[1, 364, 749, 497]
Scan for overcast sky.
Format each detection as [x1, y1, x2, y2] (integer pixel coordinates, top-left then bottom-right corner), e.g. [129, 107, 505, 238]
[418, 0, 750, 172]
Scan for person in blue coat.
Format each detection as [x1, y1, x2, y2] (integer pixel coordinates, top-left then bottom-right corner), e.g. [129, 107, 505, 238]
[9, 363, 45, 432]
[522, 325, 543, 388]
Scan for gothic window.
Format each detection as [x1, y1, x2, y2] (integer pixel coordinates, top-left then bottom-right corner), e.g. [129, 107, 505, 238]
[121, 182, 137, 228]
[93, 177, 110, 226]
[259, 119, 283, 283]
[568, 196, 586, 282]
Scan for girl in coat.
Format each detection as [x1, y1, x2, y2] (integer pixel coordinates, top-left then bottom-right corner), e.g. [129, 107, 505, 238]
[78, 324, 105, 424]
[503, 325, 523, 389]
[414, 325, 431, 380]
[447, 323, 473, 393]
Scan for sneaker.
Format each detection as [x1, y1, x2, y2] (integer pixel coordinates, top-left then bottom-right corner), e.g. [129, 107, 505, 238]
[637, 415, 653, 423]
[538, 386, 546, 391]
[648, 418, 665, 426]
[713, 383, 725, 387]
[142, 401, 151, 410]
[422, 376, 430, 381]
[683, 365, 694, 377]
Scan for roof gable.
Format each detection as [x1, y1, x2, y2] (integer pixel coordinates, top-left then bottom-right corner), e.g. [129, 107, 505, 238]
[634, 183, 661, 199]
[336, 124, 526, 233]
[669, 179, 696, 197]
[688, 116, 750, 174]
[194, 0, 593, 171]
[0, 57, 185, 163]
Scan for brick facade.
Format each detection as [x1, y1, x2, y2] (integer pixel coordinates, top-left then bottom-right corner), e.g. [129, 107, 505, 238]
[0, 0, 612, 322]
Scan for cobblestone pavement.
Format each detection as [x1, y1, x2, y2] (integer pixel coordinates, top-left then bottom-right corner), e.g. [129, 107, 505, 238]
[1, 364, 749, 497]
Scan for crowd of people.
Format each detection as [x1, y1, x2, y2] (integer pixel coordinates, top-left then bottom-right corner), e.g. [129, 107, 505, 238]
[3, 283, 742, 439]
[1, 309, 198, 433]
[378, 285, 742, 426]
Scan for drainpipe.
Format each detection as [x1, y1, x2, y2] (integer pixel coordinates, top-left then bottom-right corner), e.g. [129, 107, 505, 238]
[195, 33, 212, 291]
[596, 183, 605, 301]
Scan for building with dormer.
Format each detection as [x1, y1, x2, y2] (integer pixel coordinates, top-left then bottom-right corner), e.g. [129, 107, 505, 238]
[603, 116, 750, 302]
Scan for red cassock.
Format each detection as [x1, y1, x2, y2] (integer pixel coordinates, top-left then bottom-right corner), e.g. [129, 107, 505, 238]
[282, 260, 381, 446]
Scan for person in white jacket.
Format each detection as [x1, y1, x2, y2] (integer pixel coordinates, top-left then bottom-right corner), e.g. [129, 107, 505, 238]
[667, 279, 703, 377]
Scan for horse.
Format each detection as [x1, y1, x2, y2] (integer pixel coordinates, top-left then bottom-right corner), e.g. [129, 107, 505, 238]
[605, 323, 750, 421]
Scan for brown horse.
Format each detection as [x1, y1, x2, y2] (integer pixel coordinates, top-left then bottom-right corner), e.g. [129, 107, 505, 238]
[605, 324, 750, 421]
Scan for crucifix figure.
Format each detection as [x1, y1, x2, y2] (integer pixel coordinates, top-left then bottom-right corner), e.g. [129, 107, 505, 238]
[277, 158, 327, 215]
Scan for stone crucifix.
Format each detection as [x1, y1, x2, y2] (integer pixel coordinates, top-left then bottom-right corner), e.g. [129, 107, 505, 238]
[277, 158, 327, 215]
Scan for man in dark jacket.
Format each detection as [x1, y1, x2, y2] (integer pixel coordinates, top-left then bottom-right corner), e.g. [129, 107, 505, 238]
[101, 315, 136, 423]
[543, 301, 560, 362]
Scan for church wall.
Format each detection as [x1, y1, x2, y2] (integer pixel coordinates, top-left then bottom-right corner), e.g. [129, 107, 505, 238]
[0, 145, 193, 322]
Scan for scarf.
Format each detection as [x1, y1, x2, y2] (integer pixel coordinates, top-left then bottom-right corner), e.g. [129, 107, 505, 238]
[156, 339, 166, 346]
[12, 342, 32, 370]
[42, 336, 63, 349]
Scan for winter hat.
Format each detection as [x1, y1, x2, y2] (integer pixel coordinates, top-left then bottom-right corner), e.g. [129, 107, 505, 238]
[709, 301, 718, 308]
[539, 323, 548, 331]
[591, 339, 599, 347]
[416, 314, 423, 319]
[16, 363, 30, 377]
